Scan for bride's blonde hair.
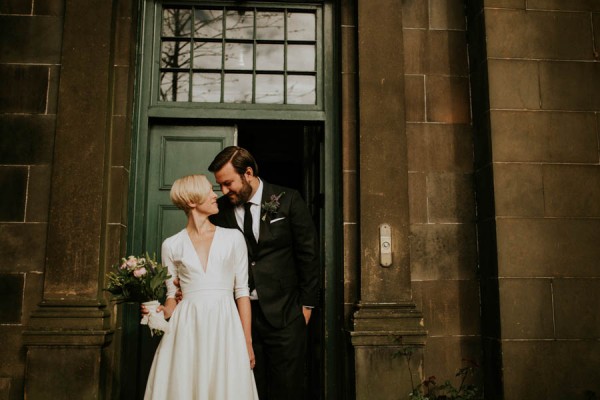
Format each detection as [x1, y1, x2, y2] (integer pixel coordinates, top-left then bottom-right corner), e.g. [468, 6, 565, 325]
[170, 174, 212, 213]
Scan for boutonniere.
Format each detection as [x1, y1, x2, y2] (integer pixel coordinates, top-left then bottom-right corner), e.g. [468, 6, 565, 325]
[261, 192, 285, 221]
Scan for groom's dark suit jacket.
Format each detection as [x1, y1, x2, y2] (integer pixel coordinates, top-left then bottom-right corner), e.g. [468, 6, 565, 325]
[210, 180, 320, 329]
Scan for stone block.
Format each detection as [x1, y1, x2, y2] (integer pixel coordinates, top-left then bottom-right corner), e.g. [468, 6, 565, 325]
[422, 336, 483, 391]
[486, 9, 593, 60]
[408, 172, 427, 223]
[113, 66, 131, 116]
[0, 15, 63, 64]
[406, 123, 473, 172]
[108, 167, 128, 224]
[498, 278, 554, 339]
[426, 76, 471, 123]
[0, 64, 48, 114]
[0, 115, 55, 165]
[493, 163, 544, 217]
[111, 116, 130, 168]
[354, 346, 415, 400]
[47, 65, 60, 115]
[343, 171, 358, 222]
[543, 164, 600, 217]
[595, 13, 600, 54]
[413, 280, 481, 336]
[483, 0, 525, 8]
[487, 59, 540, 110]
[0, 223, 47, 273]
[410, 223, 478, 280]
[0, 167, 27, 222]
[501, 341, 600, 400]
[491, 111, 598, 163]
[427, 172, 476, 222]
[404, 30, 469, 76]
[0, 274, 24, 323]
[114, 17, 133, 67]
[21, 272, 44, 326]
[0, 0, 31, 14]
[496, 218, 600, 277]
[404, 75, 425, 122]
[402, 0, 428, 28]
[0, 326, 26, 376]
[553, 278, 600, 339]
[540, 61, 600, 110]
[527, 0, 600, 11]
[33, 0, 64, 16]
[25, 165, 52, 223]
[429, 0, 466, 30]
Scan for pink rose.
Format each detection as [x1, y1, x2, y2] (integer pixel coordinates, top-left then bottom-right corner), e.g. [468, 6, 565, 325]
[133, 267, 147, 278]
[126, 256, 138, 269]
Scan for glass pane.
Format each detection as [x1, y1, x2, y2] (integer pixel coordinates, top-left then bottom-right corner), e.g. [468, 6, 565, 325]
[194, 9, 223, 39]
[287, 45, 315, 71]
[225, 9, 254, 39]
[162, 8, 192, 37]
[193, 42, 222, 69]
[256, 74, 284, 104]
[160, 72, 190, 102]
[287, 75, 315, 104]
[256, 11, 284, 40]
[161, 40, 191, 68]
[224, 43, 253, 70]
[287, 12, 315, 41]
[192, 73, 221, 102]
[256, 44, 283, 71]
[224, 74, 252, 103]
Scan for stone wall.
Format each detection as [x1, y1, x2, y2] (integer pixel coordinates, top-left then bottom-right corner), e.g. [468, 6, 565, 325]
[469, 1, 600, 399]
[0, 1, 63, 399]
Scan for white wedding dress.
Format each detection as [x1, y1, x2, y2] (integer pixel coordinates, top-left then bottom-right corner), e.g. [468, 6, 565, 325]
[144, 227, 259, 400]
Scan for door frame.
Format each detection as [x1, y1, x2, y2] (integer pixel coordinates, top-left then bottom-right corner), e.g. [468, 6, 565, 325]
[127, 0, 341, 397]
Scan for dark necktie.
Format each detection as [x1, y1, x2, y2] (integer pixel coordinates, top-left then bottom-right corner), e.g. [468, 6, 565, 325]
[243, 202, 256, 291]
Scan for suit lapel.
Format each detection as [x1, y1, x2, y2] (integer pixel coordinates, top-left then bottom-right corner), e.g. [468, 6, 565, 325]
[258, 181, 275, 244]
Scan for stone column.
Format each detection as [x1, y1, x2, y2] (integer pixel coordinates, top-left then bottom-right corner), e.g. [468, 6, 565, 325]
[351, 1, 427, 399]
[23, 1, 117, 398]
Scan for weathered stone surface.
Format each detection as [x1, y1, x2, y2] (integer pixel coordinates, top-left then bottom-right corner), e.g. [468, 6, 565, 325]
[493, 163, 544, 217]
[426, 76, 471, 123]
[501, 341, 600, 400]
[499, 278, 554, 339]
[25, 165, 52, 223]
[527, 0, 600, 11]
[403, 29, 469, 76]
[488, 59, 540, 109]
[408, 172, 427, 223]
[410, 223, 478, 280]
[427, 172, 475, 222]
[0, 223, 47, 273]
[34, 0, 64, 16]
[0, 65, 48, 114]
[543, 164, 600, 217]
[0, 15, 63, 64]
[429, 0, 466, 30]
[404, 74, 425, 122]
[402, 0, 428, 28]
[0, 167, 27, 222]
[0, 115, 55, 165]
[553, 278, 600, 339]
[407, 123, 473, 172]
[491, 111, 598, 163]
[412, 280, 481, 336]
[423, 336, 483, 390]
[486, 9, 594, 60]
[484, 0, 525, 8]
[540, 61, 600, 110]
[0, 274, 24, 323]
[496, 218, 600, 277]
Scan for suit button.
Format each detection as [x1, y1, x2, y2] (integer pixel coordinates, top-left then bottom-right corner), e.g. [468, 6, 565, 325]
[251, 262, 256, 266]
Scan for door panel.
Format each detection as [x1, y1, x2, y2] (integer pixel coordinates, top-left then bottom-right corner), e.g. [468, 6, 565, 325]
[146, 125, 237, 253]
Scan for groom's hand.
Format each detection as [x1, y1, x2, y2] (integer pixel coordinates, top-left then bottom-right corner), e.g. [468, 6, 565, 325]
[302, 306, 312, 325]
[174, 278, 183, 303]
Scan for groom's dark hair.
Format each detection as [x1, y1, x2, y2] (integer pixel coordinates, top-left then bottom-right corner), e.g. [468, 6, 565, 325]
[208, 146, 260, 177]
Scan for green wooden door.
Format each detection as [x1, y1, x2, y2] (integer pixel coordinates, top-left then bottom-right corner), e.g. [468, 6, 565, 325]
[145, 124, 237, 253]
[124, 124, 236, 399]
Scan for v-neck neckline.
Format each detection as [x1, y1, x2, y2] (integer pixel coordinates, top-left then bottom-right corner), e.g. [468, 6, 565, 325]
[184, 226, 218, 273]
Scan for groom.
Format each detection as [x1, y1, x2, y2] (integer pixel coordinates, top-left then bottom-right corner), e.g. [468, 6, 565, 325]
[208, 146, 320, 400]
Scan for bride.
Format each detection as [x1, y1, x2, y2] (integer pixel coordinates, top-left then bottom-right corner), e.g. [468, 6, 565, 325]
[144, 174, 259, 400]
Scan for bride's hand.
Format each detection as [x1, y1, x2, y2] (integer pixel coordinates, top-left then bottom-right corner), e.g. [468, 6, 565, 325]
[158, 298, 177, 319]
[247, 341, 256, 369]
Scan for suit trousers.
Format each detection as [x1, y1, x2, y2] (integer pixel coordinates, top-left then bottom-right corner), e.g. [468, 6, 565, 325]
[251, 300, 307, 400]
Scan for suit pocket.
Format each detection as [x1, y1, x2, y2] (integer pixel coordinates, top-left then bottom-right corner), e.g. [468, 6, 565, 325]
[279, 275, 298, 289]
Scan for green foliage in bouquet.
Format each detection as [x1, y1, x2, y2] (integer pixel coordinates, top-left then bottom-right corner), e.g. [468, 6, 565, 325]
[105, 253, 171, 303]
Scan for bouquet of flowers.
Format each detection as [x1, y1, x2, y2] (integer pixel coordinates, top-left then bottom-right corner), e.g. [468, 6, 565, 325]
[105, 253, 171, 336]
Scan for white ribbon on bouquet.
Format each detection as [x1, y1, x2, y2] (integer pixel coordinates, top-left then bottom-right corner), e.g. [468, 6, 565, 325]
[140, 300, 170, 336]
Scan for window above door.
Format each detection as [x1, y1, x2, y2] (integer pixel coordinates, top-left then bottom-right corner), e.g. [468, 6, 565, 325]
[152, 2, 324, 111]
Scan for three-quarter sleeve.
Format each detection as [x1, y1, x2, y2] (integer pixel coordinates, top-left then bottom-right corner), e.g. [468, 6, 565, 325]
[232, 231, 250, 299]
[162, 239, 178, 299]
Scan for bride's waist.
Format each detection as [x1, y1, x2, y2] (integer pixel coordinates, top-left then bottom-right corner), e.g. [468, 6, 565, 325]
[182, 288, 232, 299]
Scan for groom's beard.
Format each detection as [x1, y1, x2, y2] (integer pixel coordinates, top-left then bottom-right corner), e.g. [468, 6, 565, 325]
[226, 175, 253, 206]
